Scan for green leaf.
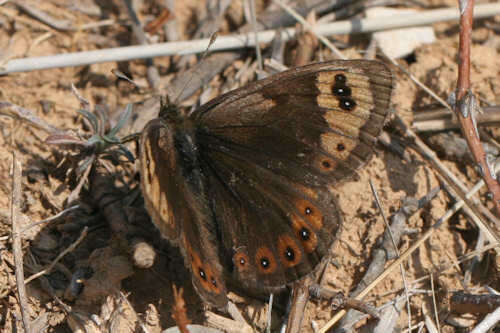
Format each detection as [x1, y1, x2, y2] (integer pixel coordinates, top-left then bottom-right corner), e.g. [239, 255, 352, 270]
[77, 109, 99, 134]
[108, 103, 133, 138]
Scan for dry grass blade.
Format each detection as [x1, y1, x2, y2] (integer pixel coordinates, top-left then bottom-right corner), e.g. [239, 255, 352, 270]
[370, 181, 413, 331]
[0, 101, 64, 135]
[24, 226, 88, 284]
[10, 152, 32, 333]
[272, 0, 345, 59]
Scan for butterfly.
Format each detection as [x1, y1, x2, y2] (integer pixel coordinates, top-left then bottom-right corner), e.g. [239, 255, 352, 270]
[139, 60, 393, 307]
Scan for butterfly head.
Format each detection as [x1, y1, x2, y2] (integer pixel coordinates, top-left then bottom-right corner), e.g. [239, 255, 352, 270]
[158, 95, 187, 123]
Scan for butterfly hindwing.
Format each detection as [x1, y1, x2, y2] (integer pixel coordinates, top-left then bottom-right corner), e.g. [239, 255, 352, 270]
[200, 149, 341, 290]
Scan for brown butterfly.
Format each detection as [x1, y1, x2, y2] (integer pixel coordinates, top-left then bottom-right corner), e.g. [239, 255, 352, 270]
[139, 60, 393, 307]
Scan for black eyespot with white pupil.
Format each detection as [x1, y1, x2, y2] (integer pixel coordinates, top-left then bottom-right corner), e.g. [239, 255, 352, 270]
[335, 74, 346, 84]
[339, 98, 356, 111]
[322, 160, 331, 168]
[285, 247, 295, 261]
[211, 278, 217, 287]
[300, 227, 310, 240]
[305, 207, 312, 215]
[260, 257, 270, 269]
[337, 143, 345, 151]
[332, 86, 351, 97]
[199, 268, 206, 280]
[239, 258, 246, 265]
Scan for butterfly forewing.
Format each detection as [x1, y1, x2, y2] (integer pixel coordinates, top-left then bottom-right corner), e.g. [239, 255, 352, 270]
[140, 118, 228, 307]
[191, 60, 392, 290]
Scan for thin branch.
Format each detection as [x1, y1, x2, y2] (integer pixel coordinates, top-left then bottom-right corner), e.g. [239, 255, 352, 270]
[412, 106, 500, 132]
[24, 227, 88, 284]
[11, 152, 32, 333]
[470, 306, 500, 333]
[370, 181, 413, 331]
[273, 0, 345, 59]
[394, 117, 500, 248]
[454, 0, 500, 216]
[20, 205, 80, 234]
[1, 3, 500, 74]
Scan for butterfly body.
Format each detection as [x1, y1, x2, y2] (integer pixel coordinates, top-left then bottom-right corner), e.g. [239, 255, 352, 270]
[139, 60, 393, 307]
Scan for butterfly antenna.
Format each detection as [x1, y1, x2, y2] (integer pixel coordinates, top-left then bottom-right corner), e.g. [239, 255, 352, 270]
[173, 32, 219, 106]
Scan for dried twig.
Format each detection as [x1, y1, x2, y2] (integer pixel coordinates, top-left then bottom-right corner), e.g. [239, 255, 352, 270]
[14, 1, 74, 31]
[205, 311, 253, 333]
[0, 101, 64, 135]
[19, 205, 80, 234]
[123, 0, 160, 90]
[144, 7, 171, 34]
[393, 116, 500, 248]
[285, 280, 310, 333]
[24, 226, 88, 284]
[2, 3, 500, 74]
[370, 181, 413, 331]
[453, 0, 500, 216]
[171, 286, 190, 333]
[412, 106, 500, 132]
[11, 152, 32, 333]
[450, 292, 500, 315]
[273, 0, 345, 59]
[470, 306, 500, 333]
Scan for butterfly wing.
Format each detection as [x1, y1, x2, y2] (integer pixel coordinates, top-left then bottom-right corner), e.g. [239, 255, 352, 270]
[192, 60, 392, 290]
[140, 118, 228, 307]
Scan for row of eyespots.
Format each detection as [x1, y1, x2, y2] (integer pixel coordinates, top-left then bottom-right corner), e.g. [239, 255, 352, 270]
[318, 74, 351, 172]
[332, 73, 357, 111]
[185, 239, 221, 294]
[234, 200, 322, 274]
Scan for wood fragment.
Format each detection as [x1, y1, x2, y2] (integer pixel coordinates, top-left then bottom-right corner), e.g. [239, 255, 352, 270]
[24, 226, 88, 284]
[450, 292, 500, 314]
[454, 0, 500, 216]
[11, 152, 32, 333]
[205, 311, 253, 333]
[286, 280, 310, 333]
[171, 286, 190, 333]
[470, 306, 500, 333]
[144, 8, 172, 34]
